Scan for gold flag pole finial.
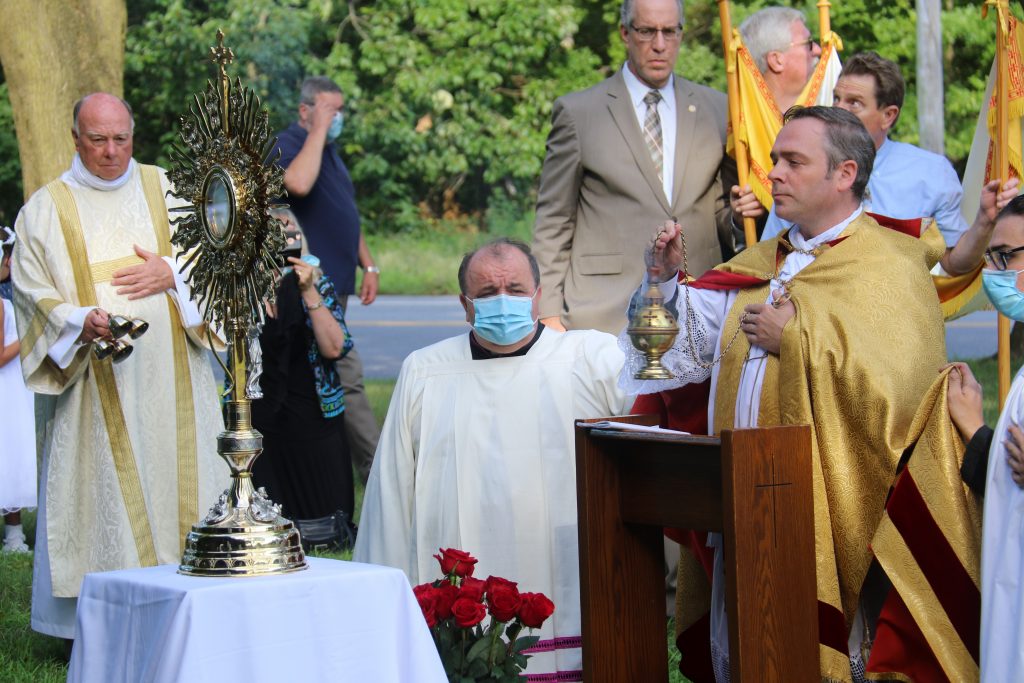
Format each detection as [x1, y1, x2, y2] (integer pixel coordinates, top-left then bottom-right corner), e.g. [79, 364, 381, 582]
[817, 0, 832, 46]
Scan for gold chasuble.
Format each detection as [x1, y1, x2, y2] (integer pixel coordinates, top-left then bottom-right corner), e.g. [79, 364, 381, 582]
[710, 213, 947, 680]
[12, 164, 223, 598]
[867, 371, 982, 682]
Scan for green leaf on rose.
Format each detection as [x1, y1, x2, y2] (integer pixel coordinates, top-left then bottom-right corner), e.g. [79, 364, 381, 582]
[512, 635, 540, 653]
[465, 636, 492, 662]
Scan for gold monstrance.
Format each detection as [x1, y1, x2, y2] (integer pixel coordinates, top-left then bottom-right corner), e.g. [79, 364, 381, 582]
[171, 31, 306, 575]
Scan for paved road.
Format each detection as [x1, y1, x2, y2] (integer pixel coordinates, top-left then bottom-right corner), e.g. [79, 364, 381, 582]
[947, 310, 999, 360]
[345, 296, 999, 379]
[345, 296, 466, 379]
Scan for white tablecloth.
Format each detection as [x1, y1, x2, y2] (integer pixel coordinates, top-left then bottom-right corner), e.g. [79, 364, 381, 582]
[67, 557, 446, 683]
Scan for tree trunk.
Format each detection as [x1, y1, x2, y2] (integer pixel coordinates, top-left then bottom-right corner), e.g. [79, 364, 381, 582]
[916, 0, 945, 154]
[0, 0, 126, 200]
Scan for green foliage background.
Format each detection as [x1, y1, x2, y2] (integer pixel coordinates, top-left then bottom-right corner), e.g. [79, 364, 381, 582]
[0, 0, 1015, 230]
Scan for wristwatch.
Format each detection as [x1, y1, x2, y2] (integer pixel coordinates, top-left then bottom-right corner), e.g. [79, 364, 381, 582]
[364, 265, 381, 274]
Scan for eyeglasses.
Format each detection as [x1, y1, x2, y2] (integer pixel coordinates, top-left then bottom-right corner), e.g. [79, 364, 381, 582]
[984, 245, 1024, 271]
[788, 38, 816, 51]
[629, 23, 683, 42]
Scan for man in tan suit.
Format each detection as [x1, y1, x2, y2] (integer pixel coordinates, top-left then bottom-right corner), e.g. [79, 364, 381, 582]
[532, 0, 735, 335]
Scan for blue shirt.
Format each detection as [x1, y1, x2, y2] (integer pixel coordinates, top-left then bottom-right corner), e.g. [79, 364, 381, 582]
[761, 137, 968, 247]
[273, 122, 361, 294]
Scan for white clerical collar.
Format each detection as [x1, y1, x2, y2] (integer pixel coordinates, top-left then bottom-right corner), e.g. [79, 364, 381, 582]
[61, 153, 137, 192]
[621, 63, 675, 109]
[787, 205, 864, 250]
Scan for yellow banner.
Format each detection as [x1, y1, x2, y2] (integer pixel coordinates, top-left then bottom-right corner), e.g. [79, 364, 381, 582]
[985, 14, 1024, 182]
[727, 32, 843, 211]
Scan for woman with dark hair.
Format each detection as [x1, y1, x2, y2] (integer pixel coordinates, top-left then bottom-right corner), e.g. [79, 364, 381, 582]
[251, 210, 356, 550]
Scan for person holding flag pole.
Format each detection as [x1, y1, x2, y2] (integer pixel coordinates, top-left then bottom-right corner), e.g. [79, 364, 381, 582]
[718, 0, 843, 249]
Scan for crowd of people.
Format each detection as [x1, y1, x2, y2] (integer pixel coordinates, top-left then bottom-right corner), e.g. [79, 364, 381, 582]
[1, 0, 1023, 681]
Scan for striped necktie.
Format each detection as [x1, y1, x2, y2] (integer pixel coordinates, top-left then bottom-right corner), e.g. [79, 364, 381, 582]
[642, 89, 664, 184]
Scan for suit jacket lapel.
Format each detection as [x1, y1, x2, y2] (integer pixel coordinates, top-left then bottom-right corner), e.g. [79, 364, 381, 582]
[606, 71, 671, 213]
[671, 78, 697, 212]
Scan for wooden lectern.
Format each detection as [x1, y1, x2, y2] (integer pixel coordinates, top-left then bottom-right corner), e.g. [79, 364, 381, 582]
[575, 415, 818, 682]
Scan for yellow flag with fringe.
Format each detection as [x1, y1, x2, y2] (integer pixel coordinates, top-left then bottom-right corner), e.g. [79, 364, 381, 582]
[932, 12, 1024, 321]
[726, 32, 843, 211]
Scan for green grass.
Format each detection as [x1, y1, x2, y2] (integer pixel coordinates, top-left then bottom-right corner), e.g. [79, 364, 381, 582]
[366, 211, 533, 296]
[0, 513, 66, 683]
[958, 355, 1013, 427]
[0, 358, 1007, 681]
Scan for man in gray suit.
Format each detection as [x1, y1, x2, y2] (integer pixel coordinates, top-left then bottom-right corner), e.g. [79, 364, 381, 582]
[532, 0, 735, 335]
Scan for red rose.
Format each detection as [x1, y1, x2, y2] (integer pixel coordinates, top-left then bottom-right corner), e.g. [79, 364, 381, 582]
[518, 592, 555, 629]
[433, 581, 460, 620]
[486, 583, 522, 622]
[451, 597, 488, 628]
[412, 583, 438, 628]
[433, 548, 478, 578]
[483, 575, 518, 596]
[459, 576, 486, 602]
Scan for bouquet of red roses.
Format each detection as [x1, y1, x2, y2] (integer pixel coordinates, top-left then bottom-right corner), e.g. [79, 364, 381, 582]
[413, 548, 555, 683]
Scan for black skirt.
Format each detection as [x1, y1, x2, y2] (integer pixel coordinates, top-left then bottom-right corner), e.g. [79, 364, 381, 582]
[250, 275, 353, 520]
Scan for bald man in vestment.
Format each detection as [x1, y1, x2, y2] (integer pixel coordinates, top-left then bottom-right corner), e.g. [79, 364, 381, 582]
[13, 93, 223, 640]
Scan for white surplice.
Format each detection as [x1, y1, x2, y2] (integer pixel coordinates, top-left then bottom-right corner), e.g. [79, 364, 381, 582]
[981, 366, 1024, 682]
[354, 328, 629, 678]
[12, 164, 224, 638]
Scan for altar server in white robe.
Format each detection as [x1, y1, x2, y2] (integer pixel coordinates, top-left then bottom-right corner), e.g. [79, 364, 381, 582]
[12, 92, 224, 639]
[354, 237, 630, 680]
[945, 195, 1024, 683]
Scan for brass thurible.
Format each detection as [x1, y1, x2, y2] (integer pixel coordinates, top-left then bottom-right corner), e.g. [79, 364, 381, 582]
[627, 265, 679, 380]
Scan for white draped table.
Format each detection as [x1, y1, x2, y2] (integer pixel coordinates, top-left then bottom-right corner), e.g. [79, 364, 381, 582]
[67, 557, 446, 683]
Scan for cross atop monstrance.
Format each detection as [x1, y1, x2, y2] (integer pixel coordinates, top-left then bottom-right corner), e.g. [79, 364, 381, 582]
[209, 30, 235, 136]
[209, 29, 235, 73]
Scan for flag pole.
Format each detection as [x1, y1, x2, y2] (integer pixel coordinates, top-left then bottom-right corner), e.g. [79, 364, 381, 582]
[817, 0, 832, 46]
[717, 0, 758, 249]
[992, 0, 1011, 407]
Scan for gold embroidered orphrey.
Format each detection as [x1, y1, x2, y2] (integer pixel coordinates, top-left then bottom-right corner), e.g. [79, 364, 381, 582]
[172, 29, 305, 576]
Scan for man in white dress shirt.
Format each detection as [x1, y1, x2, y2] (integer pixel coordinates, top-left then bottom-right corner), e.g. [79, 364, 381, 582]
[531, 0, 735, 336]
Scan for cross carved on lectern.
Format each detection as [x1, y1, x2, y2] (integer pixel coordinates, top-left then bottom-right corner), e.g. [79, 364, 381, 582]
[755, 453, 792, 548]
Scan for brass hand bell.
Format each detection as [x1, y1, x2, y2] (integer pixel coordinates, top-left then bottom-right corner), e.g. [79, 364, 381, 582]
[108, 315, 149, 340]
[93, 338, 134, 363]
[92, 314, 148, 363]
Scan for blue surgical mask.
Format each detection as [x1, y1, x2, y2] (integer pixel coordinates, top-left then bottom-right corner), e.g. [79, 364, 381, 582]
[326, 112, 344, 141]
[281, 254, 321, 276]
[470, 292, 537, 346]
[982, 268, 1024, 321]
